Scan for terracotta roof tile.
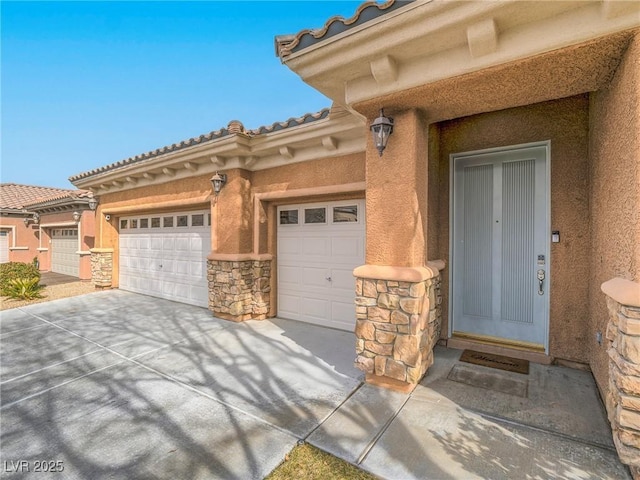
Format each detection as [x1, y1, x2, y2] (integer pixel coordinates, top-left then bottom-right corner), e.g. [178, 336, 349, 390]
[0, 183, 89, 211]
[69, 109, 331, 183]
[276, 0, 406, 58]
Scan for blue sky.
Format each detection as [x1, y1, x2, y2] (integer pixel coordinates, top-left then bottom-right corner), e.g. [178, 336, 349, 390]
[1, 1, 362, 189]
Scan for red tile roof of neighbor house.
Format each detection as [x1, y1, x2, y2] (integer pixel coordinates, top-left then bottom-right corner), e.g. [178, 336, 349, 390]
[0, 183, 91, 211]
[275, 0, 405, 58]
[68, 108, 331, 183]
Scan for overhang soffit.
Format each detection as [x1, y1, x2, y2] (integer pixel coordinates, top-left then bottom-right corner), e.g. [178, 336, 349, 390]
[283, 1, 640, 107]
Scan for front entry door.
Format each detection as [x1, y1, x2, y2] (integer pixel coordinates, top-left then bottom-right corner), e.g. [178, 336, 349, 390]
[452, 143, 549, 349]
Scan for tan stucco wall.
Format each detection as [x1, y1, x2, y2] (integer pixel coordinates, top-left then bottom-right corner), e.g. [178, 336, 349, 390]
[437, 95, 591, 362]
[588, 32, 640, 394]
[364, 109, 429, 267]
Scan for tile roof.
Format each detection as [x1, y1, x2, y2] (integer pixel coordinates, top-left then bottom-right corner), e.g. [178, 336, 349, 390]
[0, 183, 92, 211]
[69, 108, 331, 183]
[276, 0, 408, 58]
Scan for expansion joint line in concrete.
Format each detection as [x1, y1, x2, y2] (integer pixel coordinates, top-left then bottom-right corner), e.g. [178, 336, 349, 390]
[356, 392, 413, 465]
[301, 381, 365, 443]
[6, 309, 298, 441]
[467, 405, 618, 453]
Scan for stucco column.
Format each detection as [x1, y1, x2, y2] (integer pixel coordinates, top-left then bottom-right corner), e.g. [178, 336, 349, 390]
[355, 108, 441, 392]
[365, 108, 428, 267]
[208, 168, 272, 322]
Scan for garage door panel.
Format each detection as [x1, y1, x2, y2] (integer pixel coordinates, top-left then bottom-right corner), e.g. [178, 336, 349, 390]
[279, 265, 301, 286]
[330, 268, 356, 291]
[119, 212, 209, 308]
[302, 297, 329, 321]
[278, 237, 299, 255]
[302, 267, 329, 288]
[331, 236, 362, 258]
[302, 237, 330, 256]
[332, 300, 357, 327]
[278, 294, 300, 318]
[51, 230, 79, 277]
[277, 200, 365, 331]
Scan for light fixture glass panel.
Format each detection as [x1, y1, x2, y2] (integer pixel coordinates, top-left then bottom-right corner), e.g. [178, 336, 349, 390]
[305, 207, 326, 224]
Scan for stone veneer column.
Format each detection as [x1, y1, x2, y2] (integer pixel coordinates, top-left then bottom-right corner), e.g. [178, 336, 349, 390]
[602, 278, 640, 478]
[90, 248, 113, 289]
[354, 262, 444, 393]
[207, 254, 272, 322]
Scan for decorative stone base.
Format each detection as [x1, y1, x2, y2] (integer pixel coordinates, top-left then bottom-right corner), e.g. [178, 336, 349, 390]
[354, 262, 444, 389]
[602, 278, 640, 475]
[207, 255, 271, 321]
[90, 248, 114, 288]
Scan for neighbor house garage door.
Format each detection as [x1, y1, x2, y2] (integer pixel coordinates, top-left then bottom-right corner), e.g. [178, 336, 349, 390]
[119, 210, 210, 308]
[0, 231, 8, 263]
[51, 229, 79, 277]
[277, 200, 365, 331]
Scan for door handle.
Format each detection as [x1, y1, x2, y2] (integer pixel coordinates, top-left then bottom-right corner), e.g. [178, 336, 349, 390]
[325, 276, 332, 282]
[537, 269, 545, 295]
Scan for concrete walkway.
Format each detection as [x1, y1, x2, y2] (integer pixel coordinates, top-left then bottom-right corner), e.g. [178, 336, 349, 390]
[0, 290, 631, 479]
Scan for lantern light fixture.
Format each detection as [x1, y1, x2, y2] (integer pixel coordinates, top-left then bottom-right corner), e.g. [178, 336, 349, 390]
[33, 213, 40, 225]
[210, 172, 227, 196]
[88, 197, 98, 211]
[23, 217, 30, 228]
[72, 211, 81, 224]
[369, 108, 394, 157]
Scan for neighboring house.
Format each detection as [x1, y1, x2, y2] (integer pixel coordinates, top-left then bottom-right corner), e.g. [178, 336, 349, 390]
[69, 0, 640, 471]
[0, 183, 97, 279]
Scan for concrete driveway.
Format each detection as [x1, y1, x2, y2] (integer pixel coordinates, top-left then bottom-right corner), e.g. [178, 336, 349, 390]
[0, 290, 360, 479]
[0, 290, 631, 479]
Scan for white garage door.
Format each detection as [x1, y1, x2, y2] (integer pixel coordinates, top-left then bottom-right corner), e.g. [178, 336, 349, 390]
[119, 210, 211, 308]
[277, 200, 365, 331]
[51, 229, 79, 276]
[0, 231, 9, 263]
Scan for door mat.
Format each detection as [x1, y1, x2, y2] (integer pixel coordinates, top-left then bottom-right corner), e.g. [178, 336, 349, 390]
[459, 349, 529, 375]
[447, 364, 529, 397]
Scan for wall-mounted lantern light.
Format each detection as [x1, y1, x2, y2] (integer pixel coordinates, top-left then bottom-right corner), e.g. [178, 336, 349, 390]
[210, 172, 227, 196]
[370, 108, 394, 157]
[88, 197, 98, 211]
[72, 211, 82, 224]
[33, 213, 40, 225]
[23, 217, 30, 228]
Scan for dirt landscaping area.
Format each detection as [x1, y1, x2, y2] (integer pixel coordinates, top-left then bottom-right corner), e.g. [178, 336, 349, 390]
[0, 281, 96, 311]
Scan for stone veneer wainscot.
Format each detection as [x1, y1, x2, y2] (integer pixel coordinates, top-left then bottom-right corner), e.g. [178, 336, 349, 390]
[602, 278, 640, 479]
[207, 254, 272, 321]
[354, 261, 444, 392]
[90, 248, 114, 288]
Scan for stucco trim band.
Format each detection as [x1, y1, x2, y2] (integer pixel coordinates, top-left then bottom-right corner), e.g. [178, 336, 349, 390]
[353, 261, 445, 283]
[90, 248, 114, 253]
[207, 253, 273, 262]
[602, 278, 640, 308]
[101, 195, 211, 215]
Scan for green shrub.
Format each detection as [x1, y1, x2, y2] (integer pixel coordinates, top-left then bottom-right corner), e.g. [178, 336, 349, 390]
[0, 262, 41, 296]
[4, 278, 43, 300]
